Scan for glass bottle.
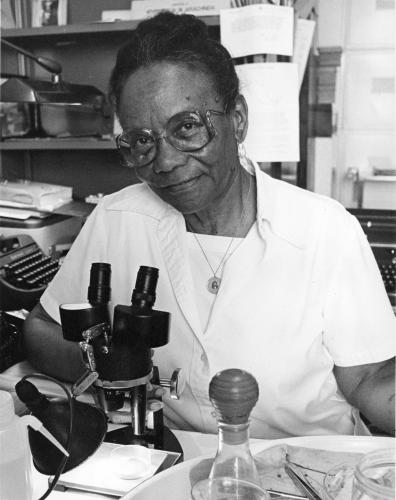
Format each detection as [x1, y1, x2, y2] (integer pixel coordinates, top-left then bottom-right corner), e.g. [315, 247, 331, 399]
[191, 368, 269, 500]
[0, 390, 33, 500]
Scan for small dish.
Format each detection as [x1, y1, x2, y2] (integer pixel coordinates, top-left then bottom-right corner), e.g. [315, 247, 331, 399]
[110, 445, 152, 480]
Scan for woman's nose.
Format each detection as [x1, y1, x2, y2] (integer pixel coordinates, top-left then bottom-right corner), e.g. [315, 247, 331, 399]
[152, 137, 188, 173]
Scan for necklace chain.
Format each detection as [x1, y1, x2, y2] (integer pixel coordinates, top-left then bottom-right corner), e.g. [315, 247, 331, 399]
[192, 230, 235, 277]
[189, 175, 253, 294]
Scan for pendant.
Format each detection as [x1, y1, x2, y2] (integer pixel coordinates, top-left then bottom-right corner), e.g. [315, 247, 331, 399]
[208, 276, 221, 294]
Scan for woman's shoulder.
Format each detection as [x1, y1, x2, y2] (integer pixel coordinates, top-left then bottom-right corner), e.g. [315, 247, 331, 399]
[263, 172, 348, 219]
[257, 171, 357, 247]
[98, 182, 149, 207]
[90, 182, 162, 214]
[88, 182, 172, 221]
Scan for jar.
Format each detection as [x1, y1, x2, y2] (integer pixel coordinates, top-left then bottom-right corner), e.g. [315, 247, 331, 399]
[352, 448, 395, 500]
[323, 448, 395, 500]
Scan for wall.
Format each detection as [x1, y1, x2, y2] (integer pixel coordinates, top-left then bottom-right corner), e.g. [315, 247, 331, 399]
[316, 0, 395, 208]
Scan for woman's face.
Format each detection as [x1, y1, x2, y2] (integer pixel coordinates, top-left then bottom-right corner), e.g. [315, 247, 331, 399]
[118, 62, 246, 214]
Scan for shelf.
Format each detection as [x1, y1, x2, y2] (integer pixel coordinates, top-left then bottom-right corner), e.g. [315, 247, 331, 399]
[362, 176, 396, 183]
[0, 137, 117, 150]
[2, 17, 219, 39]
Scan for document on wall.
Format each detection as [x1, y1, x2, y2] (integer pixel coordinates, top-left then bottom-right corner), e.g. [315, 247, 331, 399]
[130, 0, 230, 19]
[220, 4, 294, 58]
[293, 18, 316, 90]
[236, 63, 300, 162]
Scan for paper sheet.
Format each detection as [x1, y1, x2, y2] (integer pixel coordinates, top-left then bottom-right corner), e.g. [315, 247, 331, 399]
[236, 62, 300, 162]
[293, 18, 316, 90]
[130, 0, 229, 19]
[220, 4, 294, 58]
[255, 443, 365, 499]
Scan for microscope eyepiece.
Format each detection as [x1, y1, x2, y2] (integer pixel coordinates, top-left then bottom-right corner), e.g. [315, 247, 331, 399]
[131, 266, 158, 308]
[88, 262, 111, 305]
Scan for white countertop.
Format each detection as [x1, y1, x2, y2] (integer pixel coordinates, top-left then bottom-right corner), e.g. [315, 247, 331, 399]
[33, 429, 221, 499]
[32, 432, 395, 499]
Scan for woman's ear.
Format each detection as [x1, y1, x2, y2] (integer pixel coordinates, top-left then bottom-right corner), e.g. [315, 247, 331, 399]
[232, 94, 249, 143]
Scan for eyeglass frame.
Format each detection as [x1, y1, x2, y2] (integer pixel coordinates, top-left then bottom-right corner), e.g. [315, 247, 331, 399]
[116, 108, 226, 168]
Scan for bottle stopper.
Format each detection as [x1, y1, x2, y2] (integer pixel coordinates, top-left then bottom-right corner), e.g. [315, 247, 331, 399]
[209, 368, 259, 424]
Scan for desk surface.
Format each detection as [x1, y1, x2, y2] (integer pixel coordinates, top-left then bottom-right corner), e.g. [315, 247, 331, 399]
[2, 364, 392, 498]
[33, 429, 219, 499]
[33, 433, 395, 499]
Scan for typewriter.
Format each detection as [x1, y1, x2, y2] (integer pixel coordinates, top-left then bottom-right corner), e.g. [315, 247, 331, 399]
[0, 234, 60, 311]
[348, 209, 396, 311]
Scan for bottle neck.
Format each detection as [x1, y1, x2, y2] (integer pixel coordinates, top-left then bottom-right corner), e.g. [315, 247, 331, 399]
[210, 419, 262, 488]
[217, 421, 250, 446]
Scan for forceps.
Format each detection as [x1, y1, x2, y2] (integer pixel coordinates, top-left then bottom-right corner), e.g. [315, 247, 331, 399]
[284, 461, 322, 500]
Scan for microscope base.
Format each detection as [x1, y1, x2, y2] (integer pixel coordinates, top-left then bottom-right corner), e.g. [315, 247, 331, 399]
[105, 425, 183, 461]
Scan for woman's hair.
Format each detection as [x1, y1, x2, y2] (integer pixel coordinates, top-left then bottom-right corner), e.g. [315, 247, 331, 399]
[108, 11, 239, 114]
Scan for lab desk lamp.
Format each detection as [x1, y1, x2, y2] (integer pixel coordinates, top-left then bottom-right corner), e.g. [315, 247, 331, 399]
[15, 374, 108, 499]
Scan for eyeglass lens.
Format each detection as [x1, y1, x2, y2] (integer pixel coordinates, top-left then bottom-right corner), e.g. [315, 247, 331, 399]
[118, 111, 213, 167]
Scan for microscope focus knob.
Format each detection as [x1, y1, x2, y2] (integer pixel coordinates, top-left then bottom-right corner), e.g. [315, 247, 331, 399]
[160, 368, 185, 400]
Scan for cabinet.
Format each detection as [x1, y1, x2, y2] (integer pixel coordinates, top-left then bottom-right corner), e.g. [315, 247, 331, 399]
[0, 11, 220, 199]
[1, 2, 311, 199]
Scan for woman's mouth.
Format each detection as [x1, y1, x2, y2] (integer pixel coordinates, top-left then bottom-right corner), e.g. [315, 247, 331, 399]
[161, 175, 203, 192]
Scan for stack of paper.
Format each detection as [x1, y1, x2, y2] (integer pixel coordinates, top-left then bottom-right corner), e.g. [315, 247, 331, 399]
[0, 180, 73, 212]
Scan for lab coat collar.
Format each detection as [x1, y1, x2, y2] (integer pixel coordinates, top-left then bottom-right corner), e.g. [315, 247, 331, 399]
[105, 181, 179, 220]
[105, 163, 306, 249]
[105, 182, 202, 336]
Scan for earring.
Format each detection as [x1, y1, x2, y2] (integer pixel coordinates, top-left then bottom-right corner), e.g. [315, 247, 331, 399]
[238, 141, 247, 160]
[237, 141, 251, 171]
[237, 141, 254, 173]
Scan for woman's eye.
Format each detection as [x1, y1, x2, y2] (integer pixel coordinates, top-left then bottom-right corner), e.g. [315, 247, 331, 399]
[134, 135, 154, 149]
[178, 121, 201, 135]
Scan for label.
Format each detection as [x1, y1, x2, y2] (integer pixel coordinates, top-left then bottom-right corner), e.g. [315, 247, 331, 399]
[130, 0, 230, 20]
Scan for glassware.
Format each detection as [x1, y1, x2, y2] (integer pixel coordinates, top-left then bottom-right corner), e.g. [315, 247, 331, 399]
[208, 419, 262, 485]
[323, 448, 395, 500]
[192, 477, 267, 500]
[191, 368, 270, 500]
[0, 390, 33, 500]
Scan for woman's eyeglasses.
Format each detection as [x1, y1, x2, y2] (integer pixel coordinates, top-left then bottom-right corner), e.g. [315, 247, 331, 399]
[116, 109, 225, 168]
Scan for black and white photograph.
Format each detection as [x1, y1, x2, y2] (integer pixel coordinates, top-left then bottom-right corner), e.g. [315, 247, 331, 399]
[0, 0, 395, 498]
[31, 0, 67, 27]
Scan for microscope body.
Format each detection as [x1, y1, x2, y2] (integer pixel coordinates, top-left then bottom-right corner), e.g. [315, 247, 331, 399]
[60, 265, 182, 450]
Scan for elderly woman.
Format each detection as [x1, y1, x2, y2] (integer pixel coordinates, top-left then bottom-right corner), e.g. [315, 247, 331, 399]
[24, 12, 395, 438]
